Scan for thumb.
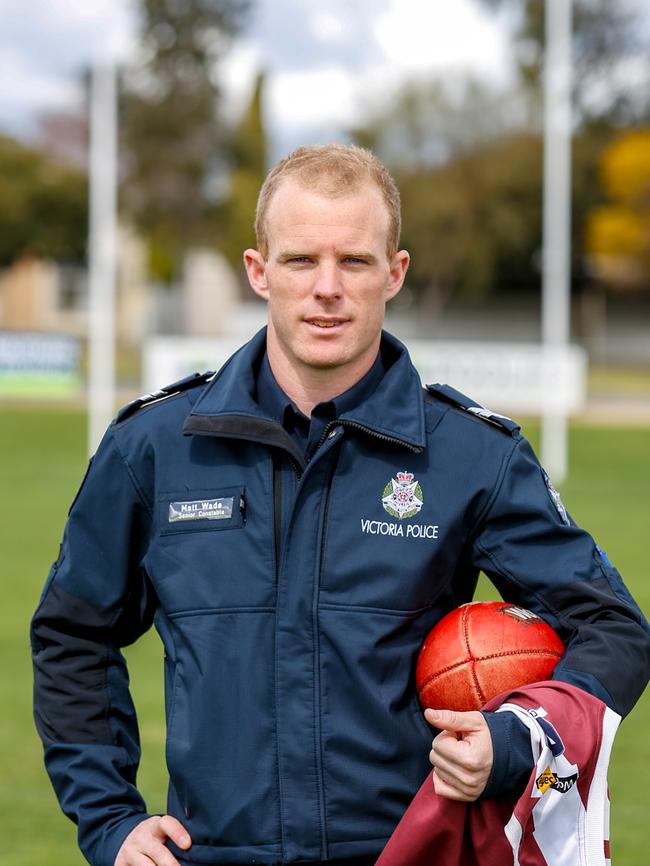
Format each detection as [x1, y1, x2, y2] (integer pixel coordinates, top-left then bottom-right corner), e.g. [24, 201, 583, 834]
[424, 708, 484, 733]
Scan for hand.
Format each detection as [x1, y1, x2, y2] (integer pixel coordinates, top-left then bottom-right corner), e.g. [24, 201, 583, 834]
[115, 815, 192, 866]
[424, 708, 493, 802]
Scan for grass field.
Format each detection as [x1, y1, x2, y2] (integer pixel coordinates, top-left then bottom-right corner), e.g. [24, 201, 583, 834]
[1, 405, 648, 866]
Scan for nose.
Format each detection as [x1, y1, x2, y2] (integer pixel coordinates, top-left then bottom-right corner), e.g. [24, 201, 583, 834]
[312, 262, 342, 301]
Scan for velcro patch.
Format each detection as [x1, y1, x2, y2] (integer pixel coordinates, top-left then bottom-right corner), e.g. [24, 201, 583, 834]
[542, 470, 570, 526]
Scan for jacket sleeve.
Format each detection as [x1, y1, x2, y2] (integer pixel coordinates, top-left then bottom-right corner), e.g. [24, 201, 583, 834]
[31, 424, 157, 866]
[470, 434, 650, 718]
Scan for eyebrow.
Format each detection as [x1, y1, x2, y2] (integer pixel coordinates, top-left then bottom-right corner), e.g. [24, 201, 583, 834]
[275, 250, 313, 261]
[276, 250, 379, 263]
[341, 250, 378, 263]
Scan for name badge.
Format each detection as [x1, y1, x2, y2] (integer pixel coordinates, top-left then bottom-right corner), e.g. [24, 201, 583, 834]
[168, 497, 234, 523]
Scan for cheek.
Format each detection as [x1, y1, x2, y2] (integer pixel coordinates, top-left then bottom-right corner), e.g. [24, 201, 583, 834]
[268, 271, 308, 303]
[356, 286, 388, 318]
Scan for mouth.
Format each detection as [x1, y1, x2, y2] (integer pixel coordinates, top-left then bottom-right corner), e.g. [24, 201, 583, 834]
[305, 317, 348, 330]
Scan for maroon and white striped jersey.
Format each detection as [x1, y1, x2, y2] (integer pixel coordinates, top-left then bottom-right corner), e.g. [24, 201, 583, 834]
[376, 681, 620, 866]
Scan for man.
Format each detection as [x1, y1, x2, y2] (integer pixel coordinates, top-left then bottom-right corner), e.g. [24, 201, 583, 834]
[32, 144, 650, 866]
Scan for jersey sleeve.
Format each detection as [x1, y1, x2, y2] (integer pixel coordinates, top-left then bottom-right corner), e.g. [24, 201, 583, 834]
[470, 434, 650, 717]
[31, 424, 156, 866]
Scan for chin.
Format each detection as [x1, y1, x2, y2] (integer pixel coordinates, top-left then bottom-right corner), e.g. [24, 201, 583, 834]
[300, 352, 348, 370]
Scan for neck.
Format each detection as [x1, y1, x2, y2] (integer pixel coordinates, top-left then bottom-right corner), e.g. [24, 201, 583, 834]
[267, 346, 378, 417]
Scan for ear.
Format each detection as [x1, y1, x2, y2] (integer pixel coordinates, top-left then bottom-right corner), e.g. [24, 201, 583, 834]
[243, 249, 269, 301]
[385, 249, 410, 302]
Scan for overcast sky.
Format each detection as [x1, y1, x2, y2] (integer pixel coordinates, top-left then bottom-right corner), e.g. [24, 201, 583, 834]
[0, 0, 517, 159]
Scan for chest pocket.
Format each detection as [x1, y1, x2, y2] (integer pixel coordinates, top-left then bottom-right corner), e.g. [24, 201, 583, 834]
[158, 486, 245, 536]
[150, 484, 277, 613]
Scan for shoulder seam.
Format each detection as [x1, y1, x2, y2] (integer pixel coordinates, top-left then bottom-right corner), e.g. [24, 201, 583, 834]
[470, 435, 520, 537]
[468, 440, 565, 616]
[108, 426, 153, 517]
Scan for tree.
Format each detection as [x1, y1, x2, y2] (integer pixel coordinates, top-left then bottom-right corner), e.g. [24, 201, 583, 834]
[586, 129, 650, 290]
[479, 0, 650, 127]
[395, 132, 544, 310]
[351, 3, 650, 316]
[352, 76, 524, 170]
[215, 71, 268, 272]
[0, 135, 87, 266]
[120, 0, 252, 281]
[350, 78, 543, 310]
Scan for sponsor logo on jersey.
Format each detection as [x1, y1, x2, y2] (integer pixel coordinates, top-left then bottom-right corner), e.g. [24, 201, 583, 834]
[535, 767, 556, 794]
[536, 766, 579, 795]
[168, 497, 234, 522]
[381, 471, 423, 520]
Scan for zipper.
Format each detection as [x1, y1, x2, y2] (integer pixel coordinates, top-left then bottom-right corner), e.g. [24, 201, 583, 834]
[306, 422, 419, 858]
[272, 454, 282, 582]
[271, 450, 301, 862]
[272, 453, 301, 583]
[315, 418, 423, 453]
[312, 444, 340, 861]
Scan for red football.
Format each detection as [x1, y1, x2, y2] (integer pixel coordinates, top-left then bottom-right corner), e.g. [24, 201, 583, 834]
[416, 601, 565, 712]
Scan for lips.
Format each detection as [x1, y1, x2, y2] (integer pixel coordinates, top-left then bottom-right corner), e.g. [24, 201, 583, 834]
[305, 317, 347, 329]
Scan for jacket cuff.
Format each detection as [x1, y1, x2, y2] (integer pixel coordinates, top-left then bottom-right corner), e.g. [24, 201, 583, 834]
[99, 812, 152, 866]
[481, 710, 533, 799]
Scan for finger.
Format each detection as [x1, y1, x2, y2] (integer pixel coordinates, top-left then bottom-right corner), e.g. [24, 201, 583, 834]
[431, 747, 491, 792]
[430, 744, 468, 778]
[115, 817, 188, 866]
[425, 708, 485, 733]
[158, 815, 192, 850]
[429, 749, 483, 792]
[140, 839, 184, 866]
[434, 764, 486, 801]
[432, 732, 486, 771]
[428, 731, 465, 768]
[432, 769, 475, 802]
[116, 850, 157, 866]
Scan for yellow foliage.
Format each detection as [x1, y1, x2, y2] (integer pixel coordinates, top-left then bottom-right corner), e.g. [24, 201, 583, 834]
[586, 207, 646, 257]
[599, 129, 650, 206]
[586, 129, 650, 288]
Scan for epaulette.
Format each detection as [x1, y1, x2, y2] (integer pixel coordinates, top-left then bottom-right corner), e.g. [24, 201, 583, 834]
[116, 370, 215, 424]
[425, 383, 520, 435]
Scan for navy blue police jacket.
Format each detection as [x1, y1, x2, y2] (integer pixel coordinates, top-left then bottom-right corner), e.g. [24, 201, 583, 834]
[31, 328, 650, 866]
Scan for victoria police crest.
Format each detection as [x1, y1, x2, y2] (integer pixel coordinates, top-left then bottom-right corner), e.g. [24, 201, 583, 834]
[382, 471, 423, 520]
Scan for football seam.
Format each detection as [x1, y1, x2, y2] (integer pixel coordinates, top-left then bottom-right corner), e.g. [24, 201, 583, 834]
[418, 648, 563, 691]
[461, 606, 485, 706]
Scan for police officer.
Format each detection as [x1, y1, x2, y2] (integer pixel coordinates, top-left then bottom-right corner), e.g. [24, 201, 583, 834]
[32, 145, 650, 866]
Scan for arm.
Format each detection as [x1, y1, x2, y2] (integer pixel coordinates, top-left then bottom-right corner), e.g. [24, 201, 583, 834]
[425, 433, 650, 801]
[469, 434, 650, 717]
[31, 425, 162, 866]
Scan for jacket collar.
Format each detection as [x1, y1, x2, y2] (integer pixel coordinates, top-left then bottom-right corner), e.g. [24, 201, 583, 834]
[184, 326, 426, 451]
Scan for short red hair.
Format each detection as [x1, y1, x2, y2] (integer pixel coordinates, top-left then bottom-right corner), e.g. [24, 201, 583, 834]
[255, 143, 402, 258]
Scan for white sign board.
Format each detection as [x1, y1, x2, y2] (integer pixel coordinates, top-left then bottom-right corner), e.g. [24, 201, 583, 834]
[407, 340, 587, 415]
[143, 337, 247, 394]
[144, 336, 587, 416]
[0, 330, 82, 398]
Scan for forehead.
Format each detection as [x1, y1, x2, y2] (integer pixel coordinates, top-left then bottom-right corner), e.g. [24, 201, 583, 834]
[264, 178, 390, 249]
